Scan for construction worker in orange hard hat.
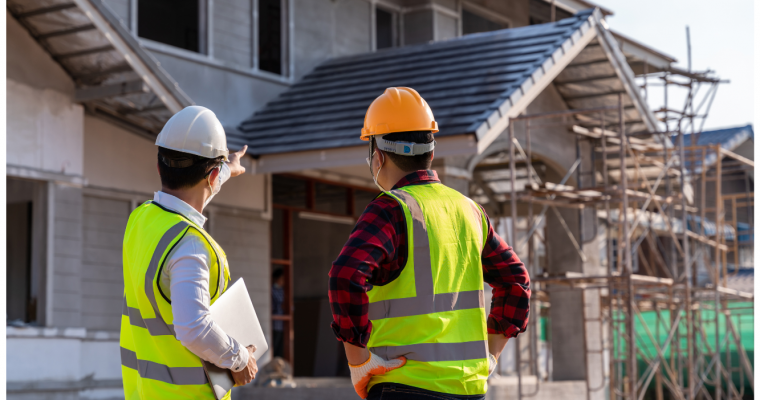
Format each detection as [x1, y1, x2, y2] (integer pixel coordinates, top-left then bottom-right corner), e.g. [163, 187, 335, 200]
[328, 87, 532, 399]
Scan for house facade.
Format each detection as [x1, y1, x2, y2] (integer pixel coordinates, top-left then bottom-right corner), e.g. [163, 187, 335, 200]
[6, 1, 690, 399]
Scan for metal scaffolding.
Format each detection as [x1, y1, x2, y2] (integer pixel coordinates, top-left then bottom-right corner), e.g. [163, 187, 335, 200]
[472, 67, 754, 400]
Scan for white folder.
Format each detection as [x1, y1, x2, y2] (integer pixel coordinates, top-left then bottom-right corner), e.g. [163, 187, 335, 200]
[202, 278, 269, 399]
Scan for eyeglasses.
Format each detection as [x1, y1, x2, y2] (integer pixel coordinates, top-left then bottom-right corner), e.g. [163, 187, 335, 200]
[367, 138, 375, 168]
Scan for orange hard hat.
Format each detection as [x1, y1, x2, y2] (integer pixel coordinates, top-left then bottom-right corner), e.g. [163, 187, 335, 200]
[360, 87, 439, 141]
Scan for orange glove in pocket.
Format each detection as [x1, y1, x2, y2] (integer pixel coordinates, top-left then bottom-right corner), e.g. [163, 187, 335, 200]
[348, 352, 407, 399]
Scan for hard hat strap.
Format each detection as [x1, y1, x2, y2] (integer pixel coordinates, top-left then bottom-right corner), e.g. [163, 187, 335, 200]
[374, 136, 435, 156]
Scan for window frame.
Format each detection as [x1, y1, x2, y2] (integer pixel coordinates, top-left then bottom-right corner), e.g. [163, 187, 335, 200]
[130, 0, 293, 81]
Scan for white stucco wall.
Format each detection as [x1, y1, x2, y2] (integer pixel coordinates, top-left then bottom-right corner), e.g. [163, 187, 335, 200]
[7, 11, 84, 177]
[7, 79, 85, 176]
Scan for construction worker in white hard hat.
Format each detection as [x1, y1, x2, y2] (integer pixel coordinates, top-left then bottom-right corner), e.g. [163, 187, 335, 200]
[120, 106, 256, 399]
[328, 87, 531, 399]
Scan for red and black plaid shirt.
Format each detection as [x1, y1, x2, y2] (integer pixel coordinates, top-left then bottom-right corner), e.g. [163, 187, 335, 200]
[328, 170, 531, 348]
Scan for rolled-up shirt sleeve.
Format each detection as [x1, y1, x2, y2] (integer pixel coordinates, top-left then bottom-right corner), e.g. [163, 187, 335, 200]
[166, 236, 250, 371]
[480, 208, 531, 338]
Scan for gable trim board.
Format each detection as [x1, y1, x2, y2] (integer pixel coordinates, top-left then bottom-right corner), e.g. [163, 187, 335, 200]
[240, 8, 659, 172]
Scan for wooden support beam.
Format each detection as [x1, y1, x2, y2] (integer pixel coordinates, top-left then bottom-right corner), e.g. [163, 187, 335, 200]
[53, 45, 114, 60]
[36, 24, 96, 40]
[15, 3, 77, 18]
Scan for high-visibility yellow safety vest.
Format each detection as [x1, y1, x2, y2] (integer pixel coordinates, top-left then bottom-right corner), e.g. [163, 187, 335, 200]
[367, 182, 490, 395]
[121, 201, 231, 400]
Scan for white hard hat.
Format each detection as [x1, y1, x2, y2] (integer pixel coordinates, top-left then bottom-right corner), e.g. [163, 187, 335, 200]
[155, 106, 229, 161]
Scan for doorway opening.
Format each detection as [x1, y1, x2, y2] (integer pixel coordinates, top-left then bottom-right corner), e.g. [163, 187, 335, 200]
[7, 177, 47, 326]
[271, 174, 377, 376]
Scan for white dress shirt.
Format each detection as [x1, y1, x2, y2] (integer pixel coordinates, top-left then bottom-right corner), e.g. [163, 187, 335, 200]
[152, 163, 250, 372]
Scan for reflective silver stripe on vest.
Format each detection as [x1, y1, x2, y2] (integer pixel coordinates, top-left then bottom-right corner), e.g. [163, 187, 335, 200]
[122, 297, 176, 336]
[390, 190, 435, 296]
[371, 340, 488, 363]
[144, 221, 189, 336]
[367, 290, 485, 320]
[368, 190, 485, 321]
[121, 347, 207, 385]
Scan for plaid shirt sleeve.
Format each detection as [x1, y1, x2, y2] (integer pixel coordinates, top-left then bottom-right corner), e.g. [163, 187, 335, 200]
[328, 195, 406, 348]
[328, 188, 531, 347]
[480, 207, 531, 338]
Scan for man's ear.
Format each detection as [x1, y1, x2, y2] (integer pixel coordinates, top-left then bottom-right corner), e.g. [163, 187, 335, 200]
[375, 149, 386, 168]
[207, 166, 221, 185]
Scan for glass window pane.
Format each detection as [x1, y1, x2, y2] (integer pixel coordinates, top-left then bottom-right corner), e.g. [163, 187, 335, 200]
[259, 0, 282, 74]
[376, 8, 394, 49]
[138, 0, 200, 52]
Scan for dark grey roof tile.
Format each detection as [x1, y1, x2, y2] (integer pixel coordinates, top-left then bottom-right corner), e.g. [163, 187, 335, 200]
[238, 9, 596, 156]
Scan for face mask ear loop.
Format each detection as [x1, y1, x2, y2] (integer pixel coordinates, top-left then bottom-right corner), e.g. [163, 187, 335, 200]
[204, 165, 222, 209]
[373, 151, 388, 193]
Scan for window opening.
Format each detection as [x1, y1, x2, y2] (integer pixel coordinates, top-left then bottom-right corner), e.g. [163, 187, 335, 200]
[138, 0, 202, 53]
[7, 178, 45, 326]
[376, 8, 395, 49]
[259, 0, 283, 75]
[271, 174, 377, 374]
[462, 9, 507, 35]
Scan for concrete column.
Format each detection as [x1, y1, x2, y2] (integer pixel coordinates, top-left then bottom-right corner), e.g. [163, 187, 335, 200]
[545, 168, 604, 392]
[50, 183, 84, 328]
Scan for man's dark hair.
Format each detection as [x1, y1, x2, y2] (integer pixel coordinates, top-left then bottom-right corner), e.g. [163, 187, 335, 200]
[157, 147, 223, 190]
[375, 131, 434, 172]
[272, 268, 284, 280]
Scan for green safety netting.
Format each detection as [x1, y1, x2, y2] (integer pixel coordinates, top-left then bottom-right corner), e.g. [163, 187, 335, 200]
[615, 302, 754, 393]
[538, 302, 753, 393]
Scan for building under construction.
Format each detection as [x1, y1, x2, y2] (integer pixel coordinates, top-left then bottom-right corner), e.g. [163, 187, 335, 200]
[473, 62, 754, 400]
[5, 1, 753, 399]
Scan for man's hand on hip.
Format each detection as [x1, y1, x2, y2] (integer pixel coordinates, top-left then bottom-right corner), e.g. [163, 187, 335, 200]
[349, 352, 406, 399]
[231, 345, 258, 386]
[227, 145, 248, 177]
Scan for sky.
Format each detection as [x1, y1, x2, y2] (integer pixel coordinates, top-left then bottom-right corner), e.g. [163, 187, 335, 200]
[598, 0, 754, 131]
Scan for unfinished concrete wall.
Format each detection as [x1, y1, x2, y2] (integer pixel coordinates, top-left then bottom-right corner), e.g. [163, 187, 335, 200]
[213, 0, 253, 68]
[209, 209, 273, 365]
[292, 0, 372, 79]
[81, 196, 131, 331]
[148, 51, 289, 127]
[83, 116, 160, 195]
[404, 9, 434, 45]
[435, 10, 459, 41]
[465, 0, 530, 28]
[51, 184, 85, 328]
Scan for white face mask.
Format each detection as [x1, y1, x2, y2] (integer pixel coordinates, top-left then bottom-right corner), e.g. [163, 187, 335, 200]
[366, 150, 387, 193]
[204, 166, 223, 208]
